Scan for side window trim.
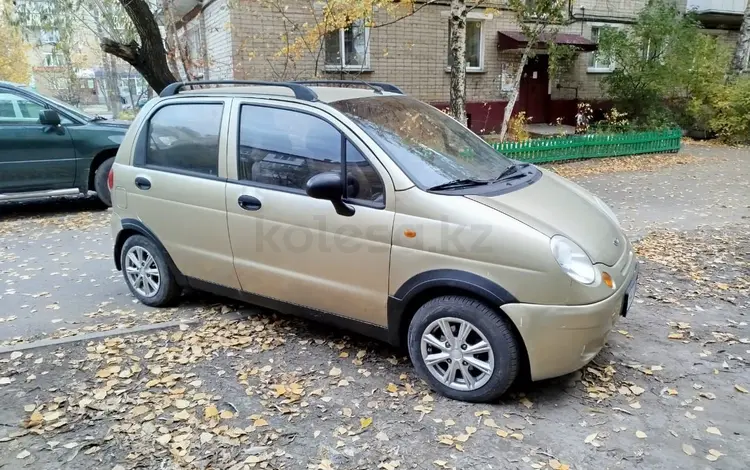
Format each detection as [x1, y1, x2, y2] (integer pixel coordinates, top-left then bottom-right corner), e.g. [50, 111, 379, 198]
[233, 102, 386, 209]
[135, 100, 225, 180]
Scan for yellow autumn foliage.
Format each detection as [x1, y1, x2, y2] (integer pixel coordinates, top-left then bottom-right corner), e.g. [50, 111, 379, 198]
[274, 0, 418, 59]
[0, 16, 30, 84]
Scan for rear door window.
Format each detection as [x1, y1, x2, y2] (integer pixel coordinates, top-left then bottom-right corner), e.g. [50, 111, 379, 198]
[146, 103, 223, 176]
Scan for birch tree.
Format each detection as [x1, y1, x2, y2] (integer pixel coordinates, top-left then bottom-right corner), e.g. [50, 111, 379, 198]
[498, 0, 566, 141]
[448, 0, 468, 125]
[729, 1, 750, 77]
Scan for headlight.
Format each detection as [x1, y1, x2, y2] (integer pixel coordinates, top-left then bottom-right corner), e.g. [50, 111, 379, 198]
[595, 196, 619, 225]
[550, 235, 596, 285]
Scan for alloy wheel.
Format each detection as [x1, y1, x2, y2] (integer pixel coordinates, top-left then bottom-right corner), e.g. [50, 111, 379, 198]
[420, 316, 495, 391]
[124, 245, 161, 298]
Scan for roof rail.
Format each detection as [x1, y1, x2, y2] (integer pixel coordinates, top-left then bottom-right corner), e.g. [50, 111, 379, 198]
[292, 80, 404, 95]
[159, 80, 319, 101]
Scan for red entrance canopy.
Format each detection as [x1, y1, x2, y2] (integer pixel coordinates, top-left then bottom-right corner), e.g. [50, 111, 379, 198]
[498, 31, 598, 52]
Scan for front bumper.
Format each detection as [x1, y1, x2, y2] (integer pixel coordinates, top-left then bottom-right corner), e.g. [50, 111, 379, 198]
[503, 263, 638, 381]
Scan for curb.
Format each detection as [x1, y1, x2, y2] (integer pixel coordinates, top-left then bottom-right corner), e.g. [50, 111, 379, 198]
[0, 318, 200, 355]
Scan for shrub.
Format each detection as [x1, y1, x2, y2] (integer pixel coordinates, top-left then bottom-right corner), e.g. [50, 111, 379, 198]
[708, 78, 750, 143]
[507, 112, 530, 142]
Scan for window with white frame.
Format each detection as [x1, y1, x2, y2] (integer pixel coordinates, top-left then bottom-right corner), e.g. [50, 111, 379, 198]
[324, 20, 370, 70]
[588, 26, 614, 72]
[43, 52, 62, 67]
[447, 19, 484, 71]
[39, 30, 60, 45]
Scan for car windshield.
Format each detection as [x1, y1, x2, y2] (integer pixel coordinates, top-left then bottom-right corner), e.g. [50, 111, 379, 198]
[330, 96, 513, 189]
[21, 87, 93, 121]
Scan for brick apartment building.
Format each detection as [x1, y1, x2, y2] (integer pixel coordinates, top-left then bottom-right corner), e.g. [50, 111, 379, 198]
[174, 0, 748, 134]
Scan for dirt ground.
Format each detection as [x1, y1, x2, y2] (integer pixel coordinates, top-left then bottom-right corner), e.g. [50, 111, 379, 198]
[0, 145, 748, 470]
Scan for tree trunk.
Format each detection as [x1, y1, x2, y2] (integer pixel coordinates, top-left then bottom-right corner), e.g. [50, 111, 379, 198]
[448, 0, 467, 126]
[162, 0, 182, 77]
[499, 45, 532, 142]
[729, 2, 750, 76]
[108, 55, 122, 119]
[101, 0, 177, 93]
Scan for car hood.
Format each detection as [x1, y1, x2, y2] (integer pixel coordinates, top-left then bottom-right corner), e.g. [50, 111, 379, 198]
[466, 169, 624, 266]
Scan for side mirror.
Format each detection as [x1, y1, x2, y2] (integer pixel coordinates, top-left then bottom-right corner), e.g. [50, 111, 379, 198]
[39, 109, 61, 127]
[305, 172, 355, 217]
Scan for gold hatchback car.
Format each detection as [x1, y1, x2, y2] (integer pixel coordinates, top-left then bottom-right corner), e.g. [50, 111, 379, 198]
[110, 80, 637, 402]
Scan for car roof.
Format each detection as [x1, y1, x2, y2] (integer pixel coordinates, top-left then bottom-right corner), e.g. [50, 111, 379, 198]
[178, 85, 399, 103]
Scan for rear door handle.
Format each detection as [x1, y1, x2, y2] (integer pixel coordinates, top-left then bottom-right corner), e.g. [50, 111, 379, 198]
[134, 176, 151, 190]
[238, 194, 262, 211]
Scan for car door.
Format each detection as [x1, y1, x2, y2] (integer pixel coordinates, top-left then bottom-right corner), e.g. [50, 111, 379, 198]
[116, 97, 240, 290]
[225, 99, 395, 326]
[0, 89, 76, 192]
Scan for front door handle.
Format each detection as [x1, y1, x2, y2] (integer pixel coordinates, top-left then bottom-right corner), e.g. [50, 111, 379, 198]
[134, 176, 151, 190]
[238, 194, 262, 211]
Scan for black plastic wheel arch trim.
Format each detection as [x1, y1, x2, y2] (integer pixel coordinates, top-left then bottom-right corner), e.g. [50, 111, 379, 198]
[114, 218, 188, 287]
[386, 269, 518, 345]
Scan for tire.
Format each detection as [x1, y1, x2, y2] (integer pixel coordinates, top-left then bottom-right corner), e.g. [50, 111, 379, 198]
[407, 296, 520, 402]
[93, 157, 115, 207]
[120, 235, 180, 307]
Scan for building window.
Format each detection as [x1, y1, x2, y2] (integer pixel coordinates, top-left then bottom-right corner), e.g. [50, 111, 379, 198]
[39, 30, 60, 45]
[448, 20, 484, 71]
[588, 26, 614, 72]
[324, 21, 370, 70]
[43, 53, 62, 67]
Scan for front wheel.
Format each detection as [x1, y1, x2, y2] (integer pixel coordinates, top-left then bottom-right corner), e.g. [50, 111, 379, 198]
[94, 156, 115, 207]
[407, 296, 520, 402]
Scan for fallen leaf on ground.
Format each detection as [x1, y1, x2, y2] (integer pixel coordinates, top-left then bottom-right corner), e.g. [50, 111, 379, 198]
[706, 427, 721, 436]
[636, 430, 647, 439]
[735, 384, 748, 394]
[204, 405, 219, 419]
[706, 449, 723, 461]
[629, 401, 642, 409]
[682, 443, 695, 455]
[16, 450, 30, 459]
[630, 385, 645, 395]
[520, 397, 533, 408]
[329, 367, 342, 377]
[360, 417, 372, 429]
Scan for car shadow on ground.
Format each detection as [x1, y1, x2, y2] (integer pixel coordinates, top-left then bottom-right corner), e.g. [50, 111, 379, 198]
[0, 195, 106, 221]
[181, 288, 575, 406]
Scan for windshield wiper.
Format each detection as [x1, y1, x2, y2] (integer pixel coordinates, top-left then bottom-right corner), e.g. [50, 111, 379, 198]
[427, 179, 489, 191]
[492, 163, 530, 182]
[90, 115, 107, 121]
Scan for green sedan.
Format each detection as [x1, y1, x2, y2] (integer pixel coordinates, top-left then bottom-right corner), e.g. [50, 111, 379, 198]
[0, 81, 130, 207]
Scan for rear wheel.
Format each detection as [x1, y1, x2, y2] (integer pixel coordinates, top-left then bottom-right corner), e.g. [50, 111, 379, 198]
[121, 235, 180, 307]
[93, 156, 115, 207]
[407, 296, 520, 402]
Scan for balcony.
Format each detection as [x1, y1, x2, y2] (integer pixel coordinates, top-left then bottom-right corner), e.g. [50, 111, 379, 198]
[686, 0, 747, 28]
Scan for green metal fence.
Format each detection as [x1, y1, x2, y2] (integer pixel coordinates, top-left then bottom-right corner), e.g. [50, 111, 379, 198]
[490, 128, 682, 164]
